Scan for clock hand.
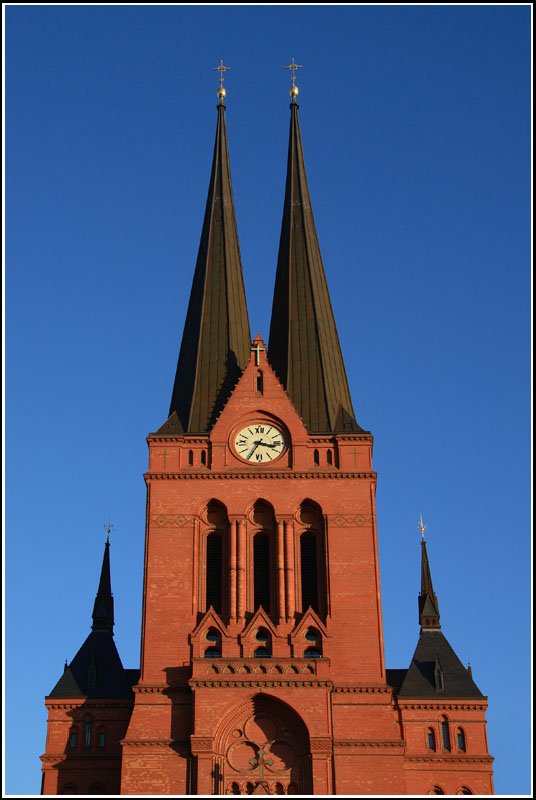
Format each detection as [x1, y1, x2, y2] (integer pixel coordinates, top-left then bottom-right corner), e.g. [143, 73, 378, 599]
[258, 439, 281, 450]
[246, 441, 262, 459]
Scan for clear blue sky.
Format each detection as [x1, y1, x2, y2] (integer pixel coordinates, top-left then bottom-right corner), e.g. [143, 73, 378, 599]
[5, 5, 531, 796]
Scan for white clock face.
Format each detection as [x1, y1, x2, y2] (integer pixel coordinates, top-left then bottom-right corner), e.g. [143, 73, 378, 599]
[234, 423, 285, 463]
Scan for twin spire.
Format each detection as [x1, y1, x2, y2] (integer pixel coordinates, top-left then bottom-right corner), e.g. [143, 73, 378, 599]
[166, 66, 361, 435]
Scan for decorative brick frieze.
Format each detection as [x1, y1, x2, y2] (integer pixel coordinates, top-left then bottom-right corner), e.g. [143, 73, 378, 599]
[190, 737, 214, 754]
[404, 755, 494, 764]
[334, 740, 404, 748]
[145, 470, 376, 481]
[329, 513, 374, 526]
[309, 738, 333, 752]
[151, 514, 195, 527]
[120, 738, 174, 749]
[132, 684, 168, 694]
[333, 685, 391, 694]
[45, 701, 133, 710]
[397, 702, 488, 711]
[189, 679, 332, 689]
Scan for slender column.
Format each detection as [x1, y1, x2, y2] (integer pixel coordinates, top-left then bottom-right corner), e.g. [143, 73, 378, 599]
[277, 520, 286, 622]
[237, 518, 247, 620]
[284, 519, 295, 620]
[229, 521, 237, 622]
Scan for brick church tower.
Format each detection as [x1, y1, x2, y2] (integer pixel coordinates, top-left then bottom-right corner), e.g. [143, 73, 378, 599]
[41, 74, 494, 795]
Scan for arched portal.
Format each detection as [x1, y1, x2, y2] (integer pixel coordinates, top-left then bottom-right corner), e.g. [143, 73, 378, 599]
[213, 694, 312, 795]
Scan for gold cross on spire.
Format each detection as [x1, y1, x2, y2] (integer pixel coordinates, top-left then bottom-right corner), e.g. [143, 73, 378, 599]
[213, 59, 230, 103]
[418, 514, 427, 541]
[285, 57, 302, 101]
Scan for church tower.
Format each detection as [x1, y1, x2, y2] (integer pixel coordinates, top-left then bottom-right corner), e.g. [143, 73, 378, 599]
[41, 68, 494, 795]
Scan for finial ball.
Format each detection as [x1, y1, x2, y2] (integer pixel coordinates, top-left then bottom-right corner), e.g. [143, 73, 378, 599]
[218, 86, 226, 100]
[290, 85, 299, 98]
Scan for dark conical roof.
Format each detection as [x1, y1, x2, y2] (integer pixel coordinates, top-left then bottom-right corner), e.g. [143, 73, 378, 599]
[398, 630, 484, 699]
[268, 100, 363, 434]
[47, 540, 138, 699]
[47, 631, 138, 699]
[167, 101, 251, 433]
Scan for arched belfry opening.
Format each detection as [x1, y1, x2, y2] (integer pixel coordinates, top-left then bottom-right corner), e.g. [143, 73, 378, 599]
[297, 500, 327, 618]
[203, 500, 230, 617]
[214, 694, 312, 795]
[250, 500, 276, 618]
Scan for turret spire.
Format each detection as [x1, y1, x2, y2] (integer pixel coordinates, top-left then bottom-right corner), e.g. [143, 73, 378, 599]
[418, 518, 441, 631]
[268, 64, 362, 433]
[91, 534, 114, 634]
[167, 68, 251, 433]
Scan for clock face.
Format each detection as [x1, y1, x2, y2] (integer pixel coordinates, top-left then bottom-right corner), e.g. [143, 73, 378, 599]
[234, 423, 286, 463]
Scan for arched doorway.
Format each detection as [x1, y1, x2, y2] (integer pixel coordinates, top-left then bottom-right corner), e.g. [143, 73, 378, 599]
[214, 694, 312, 795]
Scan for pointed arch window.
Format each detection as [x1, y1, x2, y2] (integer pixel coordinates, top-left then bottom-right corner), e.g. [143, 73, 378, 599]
[253, 532, 271, 613]
[440, 716, 451, 751]
[68, 728, 78, 750]
[426, 728, 436, 751]
[188, 450, 194, 466]
[204, 627, 222, 658]
[313, 449, 319, 465]
[201, 450, 207, 466]
[428, 788, 445, 795]
[456, 728, 467, 752]
[304, 627, 322, 658]
[300, 532, 319, 612]
[84, 721, 92, 749]
[254, 627, 272, 657]
[456, 788, 473, 795]
[98, 728, 106, 750]
[61, 785, 78, 795]
[256, 370, 264, 394]
[206, 532, 223, 613]
[326, 449, 333, 465]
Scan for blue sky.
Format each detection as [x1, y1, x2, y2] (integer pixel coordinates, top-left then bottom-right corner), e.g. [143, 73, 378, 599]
[5, 5, 531, 796]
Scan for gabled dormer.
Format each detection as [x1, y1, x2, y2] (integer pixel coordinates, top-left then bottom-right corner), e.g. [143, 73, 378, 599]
[190, 607, 232, 659]
[239, 607, 281, 658]
[290, 607, 329, 660]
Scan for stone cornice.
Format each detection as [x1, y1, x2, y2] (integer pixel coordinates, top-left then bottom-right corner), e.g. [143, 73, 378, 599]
[145, 471, 376, 481]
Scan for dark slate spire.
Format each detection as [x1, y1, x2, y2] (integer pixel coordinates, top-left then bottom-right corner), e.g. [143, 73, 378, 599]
[398, 524, 484, 700]
[419, 535, 441, 631]
[47, 538, 139, 699]
[167, 92, 251, 433]
[92, 538, 114, 633]
[268, 90, 362, 434]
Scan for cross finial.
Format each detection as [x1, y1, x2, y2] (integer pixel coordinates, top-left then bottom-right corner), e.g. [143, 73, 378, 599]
[285, 57, 302, 102]
[213, 59, 230, 103]
[104, 519, 113, 544]
[418, 514, 427, 541]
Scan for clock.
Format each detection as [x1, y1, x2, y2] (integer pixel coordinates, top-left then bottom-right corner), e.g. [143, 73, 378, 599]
[234, 422, 286, 463]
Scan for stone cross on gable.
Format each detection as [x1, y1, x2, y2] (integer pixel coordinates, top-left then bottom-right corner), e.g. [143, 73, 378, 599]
[251, 342, 266, 366]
